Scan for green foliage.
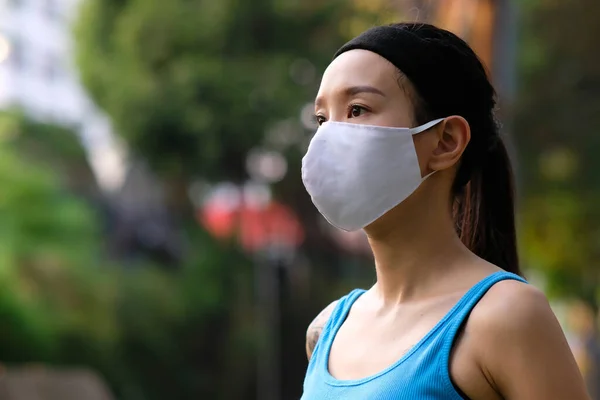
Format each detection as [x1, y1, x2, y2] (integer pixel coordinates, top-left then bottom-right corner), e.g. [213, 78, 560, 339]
[2, 244, 256, 399]
[0, 111, 97, 195]
[0, 112, 255, 399]
[0, 113, 104, 363]
[77, 0, 306, 179]
[0, 114, 101, 266]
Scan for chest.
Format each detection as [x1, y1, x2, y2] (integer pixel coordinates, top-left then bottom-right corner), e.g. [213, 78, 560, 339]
[328, 299, 456, 380]
[322, 304, 502, 400]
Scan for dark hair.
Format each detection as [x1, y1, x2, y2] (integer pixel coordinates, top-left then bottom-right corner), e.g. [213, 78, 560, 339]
[334, 22, 521, 276]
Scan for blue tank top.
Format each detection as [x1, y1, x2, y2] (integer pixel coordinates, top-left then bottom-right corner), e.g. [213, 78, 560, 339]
[301, 271, 527, 400]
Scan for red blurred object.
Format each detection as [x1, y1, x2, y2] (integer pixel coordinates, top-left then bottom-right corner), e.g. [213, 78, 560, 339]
[239, 202, 304, 252]
[198, 202, 237, 239]
[198, 199, 304, 253]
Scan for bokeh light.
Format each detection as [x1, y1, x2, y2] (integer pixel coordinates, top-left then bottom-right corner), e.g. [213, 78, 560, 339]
[0, 35, 11, 63]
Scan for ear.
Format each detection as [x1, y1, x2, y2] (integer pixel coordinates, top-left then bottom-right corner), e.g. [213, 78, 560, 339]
[428, 116, 471, 172]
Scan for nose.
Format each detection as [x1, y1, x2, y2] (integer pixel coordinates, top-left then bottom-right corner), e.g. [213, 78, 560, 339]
[324, 107, 347, 123]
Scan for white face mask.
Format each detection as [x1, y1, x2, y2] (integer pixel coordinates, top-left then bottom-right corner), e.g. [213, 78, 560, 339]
[301, 118, 445, 232]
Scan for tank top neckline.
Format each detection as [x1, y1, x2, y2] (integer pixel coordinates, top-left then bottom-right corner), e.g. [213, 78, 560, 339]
[321, 270, 510, 387]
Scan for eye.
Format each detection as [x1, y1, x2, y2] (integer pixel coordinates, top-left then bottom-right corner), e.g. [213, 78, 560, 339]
[315, 114, 327, 126]
[348, 104, 368, 119]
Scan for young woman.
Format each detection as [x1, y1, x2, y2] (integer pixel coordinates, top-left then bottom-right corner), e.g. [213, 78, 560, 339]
[300, 23, 590, 400]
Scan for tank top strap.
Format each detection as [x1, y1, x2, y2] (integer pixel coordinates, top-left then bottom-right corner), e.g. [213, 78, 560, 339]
[437, 271, 528, 367]
[447, 271, 526, 326]
[307, 289, 366, 371]
[324, 288, 366, 337]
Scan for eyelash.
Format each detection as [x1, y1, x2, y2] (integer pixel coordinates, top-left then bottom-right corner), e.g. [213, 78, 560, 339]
[314, 104, 370, 126]
[348, 104, 368, 119]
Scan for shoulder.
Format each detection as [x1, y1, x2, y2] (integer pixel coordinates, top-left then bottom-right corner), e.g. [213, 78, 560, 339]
[466, 279, 589, 398]
[468, 279, 553, 338]
[466, 279, 557, 354]
[306, 300, 339, 360]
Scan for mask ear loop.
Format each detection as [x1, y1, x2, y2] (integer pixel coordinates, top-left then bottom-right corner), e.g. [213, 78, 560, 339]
[409, 118, 446, 135]
[409, 118, 446, 179]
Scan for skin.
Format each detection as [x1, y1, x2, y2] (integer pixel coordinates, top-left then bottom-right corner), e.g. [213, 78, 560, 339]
[305, 49, 590, 400]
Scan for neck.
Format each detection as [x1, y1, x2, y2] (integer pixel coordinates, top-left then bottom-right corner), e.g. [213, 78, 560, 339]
[364, 190, 472, 305]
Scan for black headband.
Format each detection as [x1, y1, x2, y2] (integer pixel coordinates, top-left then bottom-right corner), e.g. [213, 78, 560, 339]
[334, 24, 481, 122]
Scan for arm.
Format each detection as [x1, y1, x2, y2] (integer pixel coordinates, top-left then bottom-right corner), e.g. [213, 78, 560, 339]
[473, 282, 590, 400]
[306, 301, 338, 360]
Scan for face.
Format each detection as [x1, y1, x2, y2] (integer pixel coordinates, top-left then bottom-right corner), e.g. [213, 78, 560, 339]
[314, 49, 449, 181]
[313, 50, 470, 234]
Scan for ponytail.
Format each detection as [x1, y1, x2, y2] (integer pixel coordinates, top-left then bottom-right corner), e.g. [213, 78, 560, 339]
[453, 136, 521, 276]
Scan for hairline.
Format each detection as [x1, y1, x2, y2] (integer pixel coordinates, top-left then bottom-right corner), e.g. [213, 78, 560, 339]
[394, 68, 433, 128]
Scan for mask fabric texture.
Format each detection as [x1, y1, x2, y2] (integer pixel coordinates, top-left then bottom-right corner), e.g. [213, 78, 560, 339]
[301, 118, 444, 231]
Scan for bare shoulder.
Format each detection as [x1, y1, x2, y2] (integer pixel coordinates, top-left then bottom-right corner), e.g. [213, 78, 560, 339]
[466, 279, 589, 399]
[466, 279, 558, 351]
[469, 279, 553, 334]
[306, 300, 338, 360]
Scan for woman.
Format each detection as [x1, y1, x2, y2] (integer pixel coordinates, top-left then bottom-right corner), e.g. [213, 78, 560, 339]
[300, 23, 590, 399]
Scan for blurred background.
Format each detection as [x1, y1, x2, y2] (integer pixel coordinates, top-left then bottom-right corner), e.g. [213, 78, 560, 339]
[0, 0, 599, 399]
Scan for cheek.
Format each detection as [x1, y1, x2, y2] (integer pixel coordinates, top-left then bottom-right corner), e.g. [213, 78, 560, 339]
[373, 103, 414, 128]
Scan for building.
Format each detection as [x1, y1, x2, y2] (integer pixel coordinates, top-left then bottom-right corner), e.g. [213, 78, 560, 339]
[0, 0, 126, 192]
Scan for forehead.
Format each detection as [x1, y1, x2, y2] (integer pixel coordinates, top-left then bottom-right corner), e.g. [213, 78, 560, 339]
[317, 49, 400, 98]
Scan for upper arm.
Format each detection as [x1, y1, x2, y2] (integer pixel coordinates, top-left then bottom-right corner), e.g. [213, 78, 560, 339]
[472, 282, 590, 400]
[306, 300, 338, 361]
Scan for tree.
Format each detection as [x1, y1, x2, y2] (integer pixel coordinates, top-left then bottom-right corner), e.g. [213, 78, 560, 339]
[77, 0, 325, 180]
[0, 112, 104, 363]
[0, 110, 97, 196]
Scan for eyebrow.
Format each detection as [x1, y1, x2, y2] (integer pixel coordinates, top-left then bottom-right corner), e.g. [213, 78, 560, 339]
[315, 85, 386, 107]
